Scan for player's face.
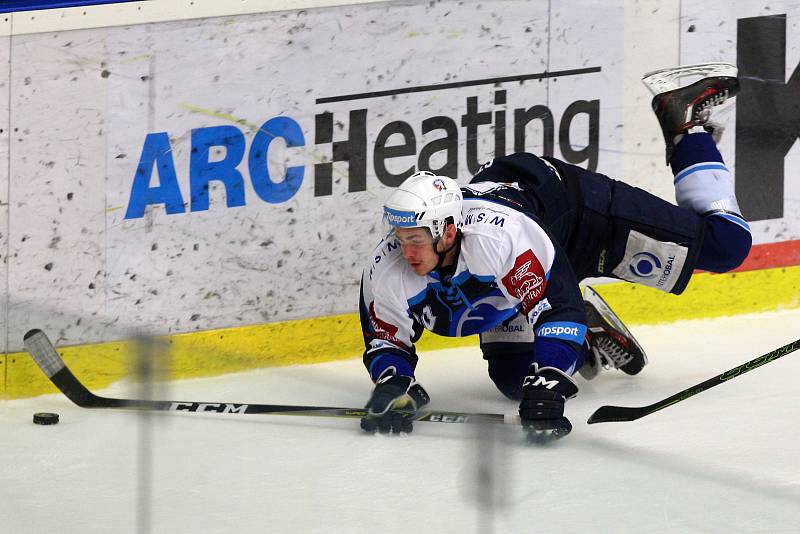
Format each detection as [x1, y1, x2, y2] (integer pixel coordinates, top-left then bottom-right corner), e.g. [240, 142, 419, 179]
[395, 227, 438, 275]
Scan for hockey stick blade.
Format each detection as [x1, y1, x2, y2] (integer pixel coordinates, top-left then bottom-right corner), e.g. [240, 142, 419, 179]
[23, 329, 519, 426]
[587, 337, 800, 424]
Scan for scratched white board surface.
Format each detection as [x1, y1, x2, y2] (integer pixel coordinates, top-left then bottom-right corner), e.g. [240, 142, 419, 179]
[4, 0, 624, 348]
[0, 26, 8, 353]
[680, 1, 800, 244]
[7, 26, 111, 347]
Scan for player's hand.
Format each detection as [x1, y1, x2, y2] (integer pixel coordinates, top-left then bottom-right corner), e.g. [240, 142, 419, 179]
[518, 364, 578, 443]
[360, 373, 430, 434]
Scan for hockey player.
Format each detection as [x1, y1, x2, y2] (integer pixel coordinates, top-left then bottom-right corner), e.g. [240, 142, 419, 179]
[358, 63, 751, 440]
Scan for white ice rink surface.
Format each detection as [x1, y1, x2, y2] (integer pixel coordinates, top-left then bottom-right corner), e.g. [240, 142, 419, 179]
[3, 310, 800, 534]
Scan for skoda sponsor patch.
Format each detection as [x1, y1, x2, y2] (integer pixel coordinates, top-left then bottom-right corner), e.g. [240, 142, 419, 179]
[526, 298, 552, 324]
[612, 230, 688, 293]
[501, 249, 546, 313]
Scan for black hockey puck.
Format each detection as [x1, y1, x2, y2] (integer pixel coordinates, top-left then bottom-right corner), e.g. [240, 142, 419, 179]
[33, 412, 59, 425]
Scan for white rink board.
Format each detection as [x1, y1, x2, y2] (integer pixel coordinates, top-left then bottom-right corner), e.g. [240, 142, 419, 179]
[3, 0, 799, 352]
[0, 25, 9, 354]
[680, 0, 800, 244]
[4, 0, 624, 348]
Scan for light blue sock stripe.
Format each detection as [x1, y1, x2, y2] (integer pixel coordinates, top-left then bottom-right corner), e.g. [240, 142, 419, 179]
[709, 212, 751, 233]
[674, 162, 729, 184]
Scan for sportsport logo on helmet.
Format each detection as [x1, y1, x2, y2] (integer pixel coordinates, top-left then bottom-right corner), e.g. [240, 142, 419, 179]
[432, 178, 446, 192]
[383, 206, 418, 227]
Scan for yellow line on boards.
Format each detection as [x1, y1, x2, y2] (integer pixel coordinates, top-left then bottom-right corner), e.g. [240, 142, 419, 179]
[3, 265, 798, 400]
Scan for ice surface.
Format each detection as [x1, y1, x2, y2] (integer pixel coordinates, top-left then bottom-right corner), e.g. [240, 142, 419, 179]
[2, 310, 799, 533]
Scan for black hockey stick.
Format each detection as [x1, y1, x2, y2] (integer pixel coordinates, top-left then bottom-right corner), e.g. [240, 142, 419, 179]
[23, 329, 518, 425]
[587, 337, 800, 424]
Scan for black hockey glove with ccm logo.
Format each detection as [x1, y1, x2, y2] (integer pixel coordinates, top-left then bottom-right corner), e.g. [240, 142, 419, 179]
[360, 371, 430, 434]
[519, 363, 579, 442]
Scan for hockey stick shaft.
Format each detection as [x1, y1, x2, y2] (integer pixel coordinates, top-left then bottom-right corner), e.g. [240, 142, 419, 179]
[23, 329, 518, 425]
[587, 337, 800, 424]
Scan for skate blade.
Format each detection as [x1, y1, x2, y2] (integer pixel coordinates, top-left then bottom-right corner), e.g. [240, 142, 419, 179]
[523, 417, 573, 444]
[577, 346, 602, 380]
[641, 62, 737, 96]
[584, 286, 648, 368]
[525, 427, 571, 445]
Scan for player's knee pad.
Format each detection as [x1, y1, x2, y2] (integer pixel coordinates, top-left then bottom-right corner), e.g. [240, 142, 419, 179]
[480, 313, 536, 400]
[697, 213, 752, 272]
[486, 354, 534, 401]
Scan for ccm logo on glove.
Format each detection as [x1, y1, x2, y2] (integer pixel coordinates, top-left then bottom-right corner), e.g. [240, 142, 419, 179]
[523, 375, 561, 390]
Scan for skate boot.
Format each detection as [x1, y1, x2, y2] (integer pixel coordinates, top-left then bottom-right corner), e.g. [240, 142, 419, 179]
[578, 287, 647, 379]
[642, 62, 739, 164]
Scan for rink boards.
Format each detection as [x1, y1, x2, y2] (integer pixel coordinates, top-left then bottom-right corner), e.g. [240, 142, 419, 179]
[4, 263, 798, 399]
[1, 0, 799, 398]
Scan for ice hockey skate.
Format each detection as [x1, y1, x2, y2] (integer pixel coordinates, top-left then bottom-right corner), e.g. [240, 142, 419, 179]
[579, 286, 647, 379]
[642, 62, 739, 164]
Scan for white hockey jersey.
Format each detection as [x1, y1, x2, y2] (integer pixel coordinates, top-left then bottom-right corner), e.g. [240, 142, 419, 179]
[359, 181, 587, 377]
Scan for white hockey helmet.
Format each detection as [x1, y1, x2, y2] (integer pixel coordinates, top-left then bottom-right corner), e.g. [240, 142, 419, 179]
[383, 171, 463, 240]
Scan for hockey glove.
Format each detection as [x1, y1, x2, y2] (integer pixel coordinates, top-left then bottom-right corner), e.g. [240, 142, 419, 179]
[360, 372, 430, 434]
[519, 363, 579, 442]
